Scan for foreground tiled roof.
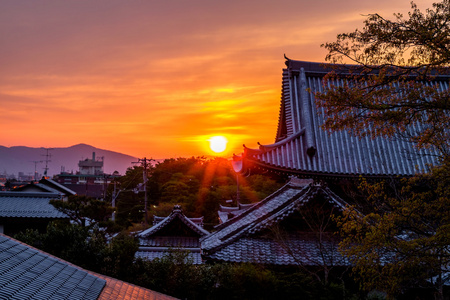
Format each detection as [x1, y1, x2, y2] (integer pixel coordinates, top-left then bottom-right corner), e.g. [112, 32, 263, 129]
[0, 234, 178, 300]
[0, 234, 105, 299]
[95, 273, 177, 300]
[201, 178, 349, 266]
[234, 59, 445, 178]
[0, 192, 68, 218]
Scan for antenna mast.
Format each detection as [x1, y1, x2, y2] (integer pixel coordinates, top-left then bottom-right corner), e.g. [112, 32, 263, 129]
[42, 148, 53, 177]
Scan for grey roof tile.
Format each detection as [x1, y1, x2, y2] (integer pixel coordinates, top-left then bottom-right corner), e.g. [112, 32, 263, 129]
[201, 179, 350, 266]
[0, 234, 105, 300]
[0, 234, 177, 300]
[0, 192, 68, 219]
[237, 59, 445, 178]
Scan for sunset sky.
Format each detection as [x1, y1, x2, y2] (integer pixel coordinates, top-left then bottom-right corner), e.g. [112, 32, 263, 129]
[0, 0, 435, 159]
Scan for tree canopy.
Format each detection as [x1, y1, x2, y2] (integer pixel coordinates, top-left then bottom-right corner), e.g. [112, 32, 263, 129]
[109, 157, 282, 230]
[50, 195, 113, 227]
[317, 0, 449, 157]
[318, 1, 450, 299]
[339, 160, 450, 298]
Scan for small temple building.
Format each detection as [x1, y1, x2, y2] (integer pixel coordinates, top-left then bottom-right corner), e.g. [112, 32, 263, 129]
[136, 205, 209, 264]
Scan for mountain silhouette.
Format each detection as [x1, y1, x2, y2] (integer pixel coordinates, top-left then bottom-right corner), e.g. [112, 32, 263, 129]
[0, 144, 138, 178]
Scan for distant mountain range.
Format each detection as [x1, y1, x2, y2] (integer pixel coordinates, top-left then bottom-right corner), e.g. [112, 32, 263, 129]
[0, 144, 138, 177]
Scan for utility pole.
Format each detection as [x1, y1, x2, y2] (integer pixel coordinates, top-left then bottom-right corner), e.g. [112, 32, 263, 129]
[111, 179, 120, 221]
[133, 157, 153, 226]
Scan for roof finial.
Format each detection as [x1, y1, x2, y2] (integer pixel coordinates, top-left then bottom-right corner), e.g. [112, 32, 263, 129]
[284, 54, 291, 67]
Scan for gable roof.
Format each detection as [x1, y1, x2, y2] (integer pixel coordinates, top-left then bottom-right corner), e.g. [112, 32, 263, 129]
[136, 205, 208, 265]
[201, 178, 349, 265]
[39, 178, 77, 196]
[13, 179, 76, 197]
[0, 234, 177, 300]
[0, 191, 68, 219]
[233, 58, 445, 178]
[138, 205, 209, 238]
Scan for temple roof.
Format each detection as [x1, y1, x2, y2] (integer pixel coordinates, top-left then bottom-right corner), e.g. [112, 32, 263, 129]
[201, 178, 349, 266]
[234, 58, 446, 178]
[138, 205, 209, 238]
[136, 205, 208, 265]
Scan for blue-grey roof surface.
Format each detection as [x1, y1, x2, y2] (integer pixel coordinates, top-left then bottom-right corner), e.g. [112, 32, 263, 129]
[201, 178, 348, 265]
[0, 234, 178, 300]
[238, 59, 445, 177]
[0, 192, 68, 218]
[136, 249, 203, 265]
[0, 234, 105, 300]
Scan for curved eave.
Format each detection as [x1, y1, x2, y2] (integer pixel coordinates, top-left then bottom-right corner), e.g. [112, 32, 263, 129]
[258, 129, 305, 151]
[243, 156, 411, 180]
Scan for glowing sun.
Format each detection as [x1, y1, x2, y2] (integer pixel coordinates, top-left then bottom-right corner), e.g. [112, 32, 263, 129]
[208, 136, 228, 153]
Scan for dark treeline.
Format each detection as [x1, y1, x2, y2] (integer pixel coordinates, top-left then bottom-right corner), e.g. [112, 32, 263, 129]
[110, 157, 283, 230]
[16, 222, 357, 300]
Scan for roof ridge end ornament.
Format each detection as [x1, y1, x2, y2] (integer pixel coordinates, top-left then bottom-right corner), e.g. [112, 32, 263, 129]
[257, 129, 305, 151]
[284, 53, 291, 67]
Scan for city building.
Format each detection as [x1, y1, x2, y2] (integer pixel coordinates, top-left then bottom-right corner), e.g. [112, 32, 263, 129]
[54, 152, 119, 198]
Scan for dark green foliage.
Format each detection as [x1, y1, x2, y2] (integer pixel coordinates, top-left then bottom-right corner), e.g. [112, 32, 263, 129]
[113, 157, 283, 228]
[14, 222, 138, 276]
[209, 263, 278, 300]
[50, 195, 113, 227]
[130, 257, 358, 300]
[339, 160, 450, 299]
[100, 232, 139, 279]
[15, 221, 107, 271]
[15, 223, 359, 299]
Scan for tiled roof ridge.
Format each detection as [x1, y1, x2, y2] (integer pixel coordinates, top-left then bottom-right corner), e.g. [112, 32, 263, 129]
[220, 184, 342, 242]
[40, 178, 77, 195]
[284, 58, 450, 78]
[211, 179, 309, 232]
[201, 182, 314, 253]
[139, 208, 209, 238]
[222, 185, 314, 242]
[0, 191, 61, 198]
[201, 181, 351, 257]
